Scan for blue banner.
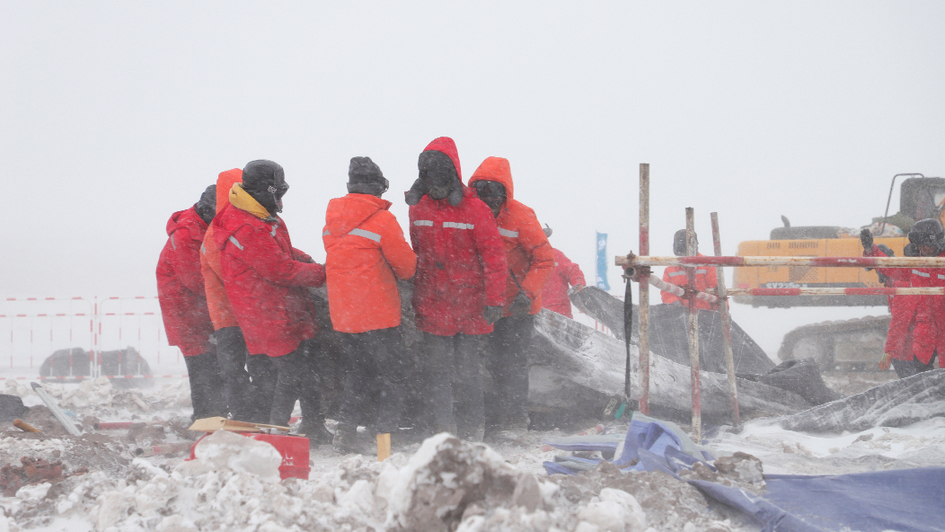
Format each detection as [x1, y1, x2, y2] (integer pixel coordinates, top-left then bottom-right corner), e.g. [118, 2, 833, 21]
[596, 232, 610, 291]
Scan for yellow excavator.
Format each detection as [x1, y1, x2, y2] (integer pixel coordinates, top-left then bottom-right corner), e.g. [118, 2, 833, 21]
[732, 174, 945, 369]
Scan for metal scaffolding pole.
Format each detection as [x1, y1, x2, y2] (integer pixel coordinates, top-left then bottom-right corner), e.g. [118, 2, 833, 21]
[711, 212, 739, 424]
[685, 208, 701, 442]
[638, 163, 651, 415]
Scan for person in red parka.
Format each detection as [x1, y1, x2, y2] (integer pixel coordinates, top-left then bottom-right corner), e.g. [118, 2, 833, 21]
[865, 220, 945, 377]
[540, 225, 587, 319]
[213, 160, 330, 438]
[201, 168, 274, 423]
[469, 156, 554, 437]
[323, 157, 417, 454]
[860, 228, 921, 378]
[406, 137, 508, 441]
[156, 185, 227, 421]
[661, 229, 718, 311]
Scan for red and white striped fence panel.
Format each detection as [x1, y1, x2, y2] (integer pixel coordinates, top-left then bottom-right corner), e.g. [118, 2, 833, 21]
[0, 296, 187, 381]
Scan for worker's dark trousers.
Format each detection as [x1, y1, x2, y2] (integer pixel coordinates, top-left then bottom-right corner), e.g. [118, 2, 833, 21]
[485, 314, 533, 430]
[183, 351, 227, 421]
[336, 327, 409, 434]
[422, 332, 487, 439]
[214, 326, 256, 421]
[246, 353, 276, 424]
[892, 349, 938, 379]
[268, 338, 323, 427]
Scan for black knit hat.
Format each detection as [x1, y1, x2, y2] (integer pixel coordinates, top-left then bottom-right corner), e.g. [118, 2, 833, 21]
[195, 184, 216, 225]
[242, 160, 285, 193]
[347, 156, 389, 195]
[241, 160, 287, 215]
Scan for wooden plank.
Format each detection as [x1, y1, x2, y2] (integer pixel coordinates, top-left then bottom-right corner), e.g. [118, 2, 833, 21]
[187, 416, 290, 433]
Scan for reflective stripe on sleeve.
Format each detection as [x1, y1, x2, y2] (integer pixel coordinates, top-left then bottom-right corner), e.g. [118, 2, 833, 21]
[667, 271, 687, 278]
[350, 228, 381, 243]
[914, 270, 930, 277]
[413, 220, 433, 227]
[498, 227, 519, 238]
[228, 236, 244, 251]
[323, 230, 330, 236]
[170, 234, 176, 251]
[200, 243, 206, 255]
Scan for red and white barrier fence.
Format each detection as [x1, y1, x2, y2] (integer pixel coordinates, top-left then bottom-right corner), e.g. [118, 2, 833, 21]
[617, 255, 945, 268]
[0, 296, 186, 380]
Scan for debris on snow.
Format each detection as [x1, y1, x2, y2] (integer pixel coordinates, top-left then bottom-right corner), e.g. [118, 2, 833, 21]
[0, 368, 943, 531]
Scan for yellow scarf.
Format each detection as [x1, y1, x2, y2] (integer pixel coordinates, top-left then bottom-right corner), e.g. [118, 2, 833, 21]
[229, 183, 273, 221]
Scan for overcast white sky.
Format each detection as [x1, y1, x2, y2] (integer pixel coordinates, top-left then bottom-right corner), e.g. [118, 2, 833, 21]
[2, 2, 944, 354]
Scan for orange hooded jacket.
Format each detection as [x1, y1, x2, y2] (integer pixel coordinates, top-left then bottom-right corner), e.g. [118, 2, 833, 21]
[468, 157, 554, 316]
[323, 193, 417, 333]
[201, 168, 243, 330]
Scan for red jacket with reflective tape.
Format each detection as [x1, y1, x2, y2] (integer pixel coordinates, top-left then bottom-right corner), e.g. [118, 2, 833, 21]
[468, 156, 554, 316]
[323, 193, 416, 333]
[660, 254, 718, 311]
[156, 206, 214, 357]
[905, 250, 945, 366]
[409, 140, 507, 336]
[542, 248, 587, 318]
[213, 184, 325, 357]
[201, 168, 243, 330]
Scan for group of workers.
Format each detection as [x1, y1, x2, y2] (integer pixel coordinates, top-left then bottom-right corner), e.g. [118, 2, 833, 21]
[156, 136, 587, 453]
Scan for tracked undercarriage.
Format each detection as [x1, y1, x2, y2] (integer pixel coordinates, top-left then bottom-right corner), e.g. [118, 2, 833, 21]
[778, 315, 891, 371]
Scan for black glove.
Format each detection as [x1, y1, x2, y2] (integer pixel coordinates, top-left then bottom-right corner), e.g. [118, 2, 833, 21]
[483, 305, 503, 325]
[859, 228, 874, 252]
[510, 291, 532, 317]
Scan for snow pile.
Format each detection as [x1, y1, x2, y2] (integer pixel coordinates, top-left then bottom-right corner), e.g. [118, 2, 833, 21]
[2, 375, 944, 531]
[385, 433, 555, 531]
[186, 430, 283, 483]
[41, 377, 191, 416]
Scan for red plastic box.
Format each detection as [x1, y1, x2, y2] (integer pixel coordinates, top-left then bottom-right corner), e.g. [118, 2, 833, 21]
[188, 432, 311, 480]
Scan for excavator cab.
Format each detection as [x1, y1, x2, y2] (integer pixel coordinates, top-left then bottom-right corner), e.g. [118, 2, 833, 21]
[888, 176, 945, 232]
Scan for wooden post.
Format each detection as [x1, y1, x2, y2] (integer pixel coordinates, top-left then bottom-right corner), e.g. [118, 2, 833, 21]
[638, 163, 650, 415]
[685, 208, 701, 442]
[377, 433, 391, 462]
[711, 212, 740, 424]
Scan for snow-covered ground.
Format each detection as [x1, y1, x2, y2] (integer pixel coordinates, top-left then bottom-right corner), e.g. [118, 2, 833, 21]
[1, 373, 942, 532]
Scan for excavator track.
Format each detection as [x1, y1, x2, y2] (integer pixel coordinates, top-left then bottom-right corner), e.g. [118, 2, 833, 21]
[778, 315, 891, 371]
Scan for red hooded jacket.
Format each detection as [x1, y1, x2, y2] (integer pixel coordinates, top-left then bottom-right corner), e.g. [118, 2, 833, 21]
[201, 168, 243, 330]
[213, 184, 325, 357]
[156, 206, 214, 357]
[323, 193, 416, 333]
[409, 138, 508, 336]
[542, 248, 587, 318]
[468, 156, 554, 317]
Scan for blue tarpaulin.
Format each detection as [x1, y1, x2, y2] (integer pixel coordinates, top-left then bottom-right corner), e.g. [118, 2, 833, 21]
[544, 414, 945, 532]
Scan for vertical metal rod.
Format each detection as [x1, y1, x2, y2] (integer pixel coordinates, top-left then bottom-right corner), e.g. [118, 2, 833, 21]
[711, 212, 740, 424]
[685, 208, 701, 442]
[638, 163, 650, 415]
